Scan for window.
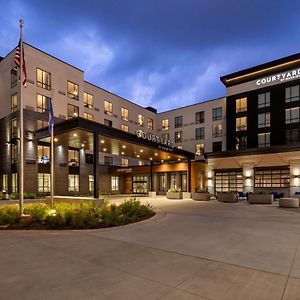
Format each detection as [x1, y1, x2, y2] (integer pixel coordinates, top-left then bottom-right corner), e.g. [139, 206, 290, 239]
[37, 120, 48, 130]
[68, 174, 79, 192]
[236, 117, 247, 131]
[212, 124, 222, 138]
[169, 174, 176, 189]
[11, 68, 18, 88]
[121, 108, 129, 121]
[67, 81, 79, 100]
[37, 94, 50, 113]
[2, 174, 8, 192]
[236, 97, 247, 113]
[85, 154, 93, 164]
[133, 176, 148, 193]
[258, 112, 270, 128]
[104, 156, 113, 166]
[104, 100, 112, 115]
[38, 173, 51, 193]
[286, 128, 300, 144]
[175, 131, 182, 143]
[175, 116, 183, 128]
[104, 119, 112, 127]
[11, 93, 17, 113]
[158, 174, 166, 192]
[12, 173, 18, 193]
[138, 114, 144, 126]
[162, 119, 169, 130]
[121, 158, 129, 167]
[195, 111, 205, 124]
[177, 146, 183, 149]
[84, 92, 93, 109]
[212, 107, 222, 121]
[195, 127, 204, 140]
[68, 149, 79, 167]
[258, 92, 270, 108]
[83, 112, 93, 120]
[111, 176, 119, 191]
[215, 170, 243, 193]
[147, 118, 153, 130]
[258, 132, 270, 148]
[89, 175, 94, 192]
[37, 145, 50, 164]
[286, 85, 300, 103]
[236, 136, 247, 150]
[11, 144, 17, 164]
[121, 124, 129, 132]
[162, 133, 169, 141]
[11, 118, 17, 138]
[195, 143, 204, 155]
[138, 161, 144, 166]
[67, 104, 79, 119]
[286, 107, 300, 124]
[36, 68, 51, 90]
[212, 141, 222, 152]
[255, 168, 289, 188]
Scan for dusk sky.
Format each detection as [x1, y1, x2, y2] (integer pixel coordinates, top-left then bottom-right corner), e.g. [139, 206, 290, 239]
[1, 0, 300, 112]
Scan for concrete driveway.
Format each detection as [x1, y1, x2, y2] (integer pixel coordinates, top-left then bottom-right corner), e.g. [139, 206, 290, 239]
[1, 196, 300, 299]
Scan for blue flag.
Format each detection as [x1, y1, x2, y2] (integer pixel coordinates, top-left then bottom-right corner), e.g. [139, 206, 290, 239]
[48, 98, 55, 133]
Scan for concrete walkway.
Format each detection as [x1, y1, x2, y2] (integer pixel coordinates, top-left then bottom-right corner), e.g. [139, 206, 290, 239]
[1, 196, 300, 299]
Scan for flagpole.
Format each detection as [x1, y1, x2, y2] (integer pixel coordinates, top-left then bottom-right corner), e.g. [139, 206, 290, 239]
[19, 19, 24, 215]
[50, 91, 54, 209]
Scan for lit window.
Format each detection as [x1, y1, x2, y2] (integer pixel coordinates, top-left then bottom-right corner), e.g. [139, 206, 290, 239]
[68, 174, 79, 192]
[195, 127, 204, 140]
[147, 118, 153, 130]
[67, 81, 79, 100]
[68, 149, 79, 167]
[2, 174, 8, 192]
[67, 104, 79, 119]
[236, 97, 247, 113]
[83, 112, 93, 120]
[236, 117, 247, 131]
[104, 100, 113, 115]
[36, 68, 51, 90]
[121, 108, 129, 121]
[89, 175, 94, 192]
[285, 107, 300, 124]
[11, 93, 17, 113]
[37, 94, 51, 113]
[175, 131, 182, 143]
[212, 107, 222, 121]
[286, 85, 300, 103]
[195, 144, 204, 155]
[212, 124, 222, 138]
[195, 111, 205, 124]
[138, 114, 144, 126]
[175, 116, 183, 128]
[12, 173, 18, 193]
[258, 132, 270, 148]
[37, 145, 50, 164]
[38, 173, 51, 192]
[162, 119, 169, 130]
[121, 124, 129, 132]
[111, 176, 119, 191]
[258, 113, 270, 128]
[258, 92, 270, 108]
[84, 92, 93, 109]
[10, 118, 17, 138]
[121, 158, 129, 167]
[138, 161, 144, 166]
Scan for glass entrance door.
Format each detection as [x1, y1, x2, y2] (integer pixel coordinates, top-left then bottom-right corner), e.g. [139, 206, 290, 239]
[132, 176, 148, 194]
[181, 173, 187, 192]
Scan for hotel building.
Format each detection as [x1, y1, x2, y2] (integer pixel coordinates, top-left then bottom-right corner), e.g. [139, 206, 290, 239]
[0, 43, 299, 197]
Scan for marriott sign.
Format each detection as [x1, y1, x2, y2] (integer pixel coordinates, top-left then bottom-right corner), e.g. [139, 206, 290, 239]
[256, 68, 300, 86]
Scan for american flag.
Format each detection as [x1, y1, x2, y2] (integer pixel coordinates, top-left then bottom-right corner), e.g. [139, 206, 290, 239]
[14, 39, 27, 87]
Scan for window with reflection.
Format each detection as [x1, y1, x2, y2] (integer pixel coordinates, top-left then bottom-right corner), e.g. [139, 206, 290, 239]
[37, 68, 51, 90]
[67, 81, 79, 100]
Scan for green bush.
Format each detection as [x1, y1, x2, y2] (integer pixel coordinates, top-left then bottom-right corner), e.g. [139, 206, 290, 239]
[9, 193, 18, 200]
[119, 198, 154, 220]
[24, 192, 38, 199]
[0, 205, 20, 225]
[24, 203, 50, 222]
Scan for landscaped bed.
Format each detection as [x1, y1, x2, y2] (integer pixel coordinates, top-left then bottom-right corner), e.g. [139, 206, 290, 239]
[0, 198, 155, 230]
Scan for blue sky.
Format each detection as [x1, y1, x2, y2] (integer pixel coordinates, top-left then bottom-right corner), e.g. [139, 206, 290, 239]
[1, 0, 300, 112]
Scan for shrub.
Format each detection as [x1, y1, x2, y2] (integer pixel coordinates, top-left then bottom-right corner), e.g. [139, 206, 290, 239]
[24, 192, 38, 199]
[9, 193, 18, 200]
[168, 187, 181, 192]
[24, 203, 50, 222]
[119, 198, 155, 221]
[0, 205, 20, 225]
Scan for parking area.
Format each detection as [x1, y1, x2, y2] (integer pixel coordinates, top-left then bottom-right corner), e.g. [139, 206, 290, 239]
[1, 196, 300, 299]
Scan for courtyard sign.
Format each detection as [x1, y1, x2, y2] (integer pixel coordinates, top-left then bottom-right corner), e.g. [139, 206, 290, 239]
[136, 130, 174, 149]
[256, 68, 300, 86]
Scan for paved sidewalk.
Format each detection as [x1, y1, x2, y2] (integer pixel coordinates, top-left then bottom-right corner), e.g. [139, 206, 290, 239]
[1, 197, 300, 299]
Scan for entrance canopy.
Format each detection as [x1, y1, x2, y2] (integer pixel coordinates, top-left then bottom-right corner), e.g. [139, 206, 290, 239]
[35, 117, 194, 162]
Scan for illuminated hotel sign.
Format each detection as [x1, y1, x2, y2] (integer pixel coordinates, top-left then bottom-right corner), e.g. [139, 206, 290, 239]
[136, 130, 174, 149]
[256, 68, 300, 86]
